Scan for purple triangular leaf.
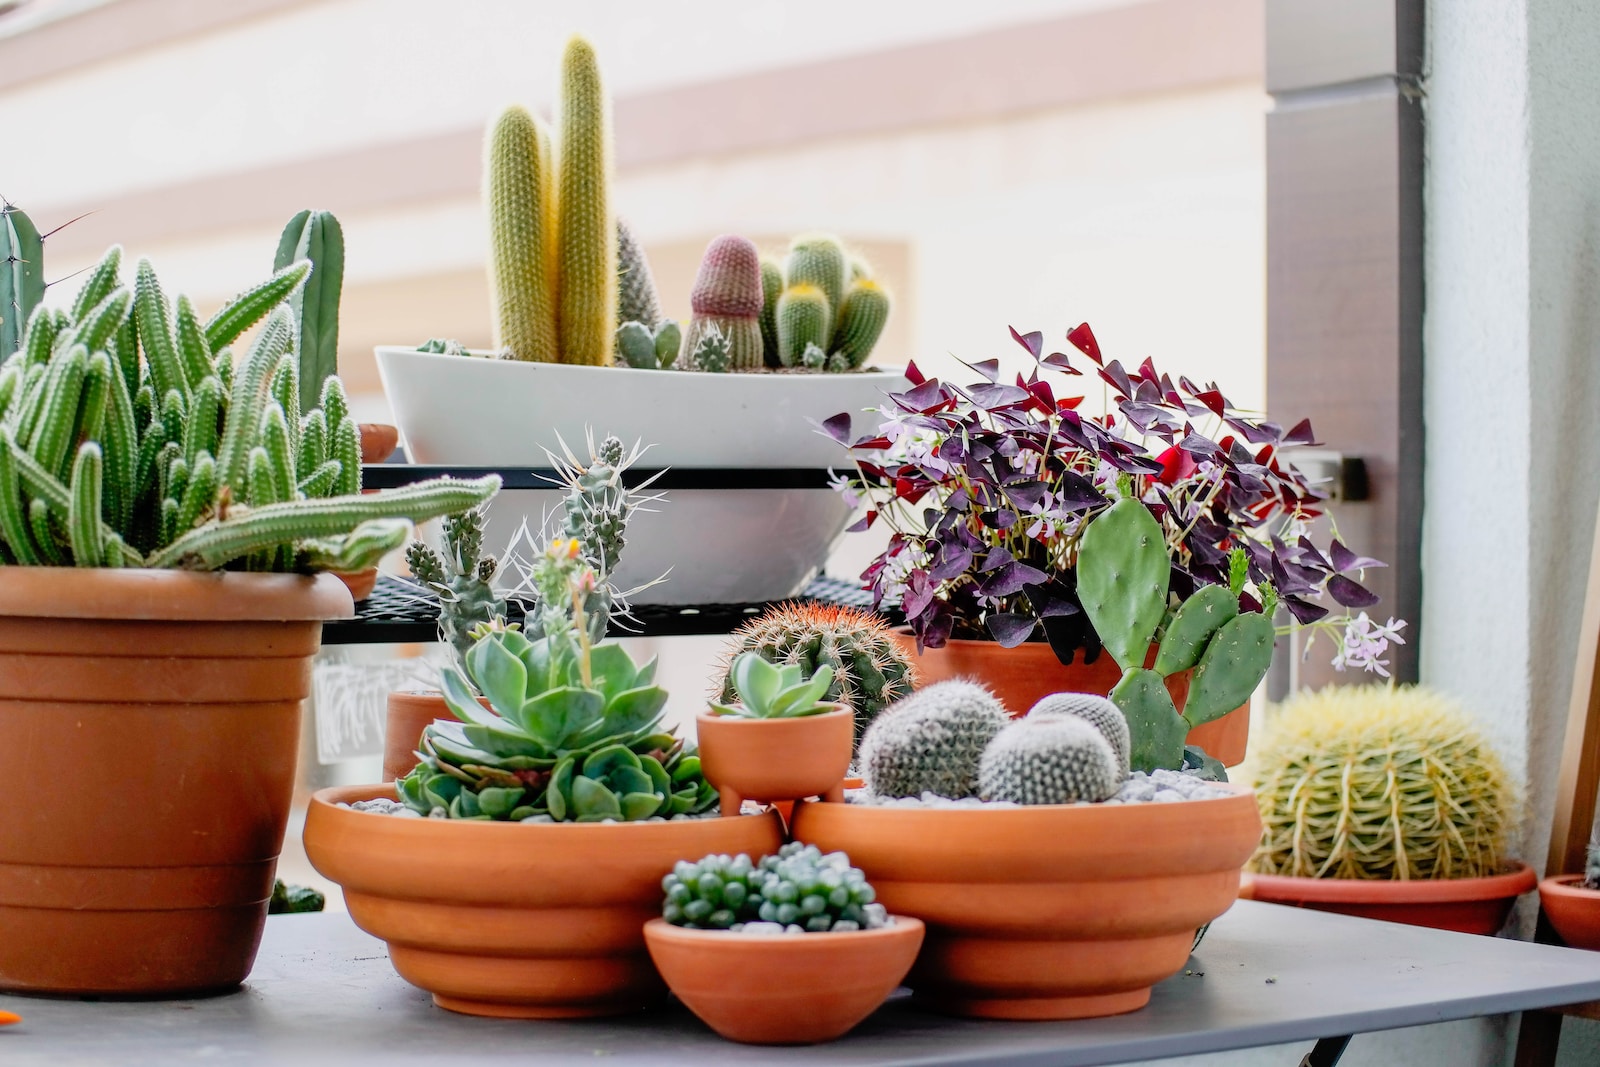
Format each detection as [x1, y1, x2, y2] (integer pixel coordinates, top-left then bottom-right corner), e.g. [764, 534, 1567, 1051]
[986, 613, 1037, 648]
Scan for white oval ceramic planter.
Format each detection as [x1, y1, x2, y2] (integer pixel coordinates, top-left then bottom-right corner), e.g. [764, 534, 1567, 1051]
[375, 347, 907, 604]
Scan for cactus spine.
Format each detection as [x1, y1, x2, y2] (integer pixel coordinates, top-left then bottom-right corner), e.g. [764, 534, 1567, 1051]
[858, 680, 1009, 799]
[682, 235, 763, 372]
[1251, 686, 1515, 880]
[1, 202, 43, 360]
[776, 284, 831, 368]
[616, 217, 662, 329]
[274, 209, 344, 411]
[978, 717, 1122, 805]
[487, 105, 558, 362]
[555, 35, 617, 367]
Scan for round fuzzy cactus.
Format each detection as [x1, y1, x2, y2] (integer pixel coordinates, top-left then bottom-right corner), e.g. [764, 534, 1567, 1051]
[859, 680, 1008, 799]
[717, 602, 916, 749]
[978, 717, 1122, 805]
[1251, 685, 1517, 880]
[682, 234, 763, 371]
[1027, 692, 1131, 780]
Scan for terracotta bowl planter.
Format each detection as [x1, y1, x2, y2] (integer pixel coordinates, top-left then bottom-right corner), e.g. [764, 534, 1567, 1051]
[305, 784, 785, 1018]
[790, 785, 1261, 1020]
[334, 566, 379, 602]
[696, 709, 854, 813]
[1540, 874, 1600, 950]
[357, 422, 400, 465]
[0, 568, 353, 997]
[1241, 863, 1538, 935]
[892, 634, 1250, 766]
[643, 917, 925, 1044]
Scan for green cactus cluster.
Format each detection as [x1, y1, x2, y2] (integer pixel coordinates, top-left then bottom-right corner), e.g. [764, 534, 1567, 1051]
[681, 235, 764, 372]
[858, 680, 1008, 799]
[1, 202, 42, 361]
[661, 843, 883, 933]
[978, 716, 1122, 805]
[716, 601, 916, 748]
[616, 217, 662, 329]
[614, 319, 680, 370]
[398, 620, 716, 821]
[759, 234, 890, 371]
[1251, 685, 1515, 880]
[0, 244, 497, 571]
[274, 209, 343, 413]
[405, 506, 506, 673]
[1026, 692, 1131, 779]
[709, 652, 841, 719]
[487, 36, 628, 366]
[1077, 497, 1275, 773]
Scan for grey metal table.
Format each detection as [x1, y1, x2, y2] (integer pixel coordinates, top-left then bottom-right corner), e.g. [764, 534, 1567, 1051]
[5, 902, 1600, 1066]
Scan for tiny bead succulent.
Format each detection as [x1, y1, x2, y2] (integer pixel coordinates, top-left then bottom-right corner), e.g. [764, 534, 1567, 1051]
[978, 716, 1123, 805]
[661, 843, 883, 933]
[1026, 692, 1131, 780]
[858, 679, 1009, 799]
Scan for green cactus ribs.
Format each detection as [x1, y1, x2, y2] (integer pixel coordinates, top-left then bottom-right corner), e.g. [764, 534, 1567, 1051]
[858, 680, 1008, 799]
[275, 209, 345, 412]
[556, 34, 617, 367]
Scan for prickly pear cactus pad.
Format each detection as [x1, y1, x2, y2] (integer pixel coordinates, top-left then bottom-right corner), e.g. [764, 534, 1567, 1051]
[661, 843, 888, 933]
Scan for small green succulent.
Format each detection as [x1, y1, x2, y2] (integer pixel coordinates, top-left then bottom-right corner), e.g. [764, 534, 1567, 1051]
[268, 879, 325, 914]
[660, 843, 884, 932]
[709, 652, 841, 719]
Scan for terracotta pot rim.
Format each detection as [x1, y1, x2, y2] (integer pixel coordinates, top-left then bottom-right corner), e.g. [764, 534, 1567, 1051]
[1540, 873, 1600, 897]
[314, 784, 776, 835]
[807, 780, 1253, 818]
[695, 708, 853, 725]
[1246, 862, 1538, 904]
[643, 915, 924, 947]
[0, 567, 353, 622]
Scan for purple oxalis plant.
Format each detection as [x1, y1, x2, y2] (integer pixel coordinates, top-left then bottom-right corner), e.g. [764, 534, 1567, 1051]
[823, 323, 1396, 668]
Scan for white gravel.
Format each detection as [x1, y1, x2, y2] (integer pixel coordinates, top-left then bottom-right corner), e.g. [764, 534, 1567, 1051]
[727, 905, 891, 934]
[848, 767, 1230, 808]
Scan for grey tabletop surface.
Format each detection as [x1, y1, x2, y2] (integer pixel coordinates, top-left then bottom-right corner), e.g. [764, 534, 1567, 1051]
[4, 900, 1600, 1067]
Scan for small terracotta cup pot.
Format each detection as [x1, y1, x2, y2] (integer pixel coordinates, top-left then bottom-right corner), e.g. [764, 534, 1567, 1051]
[696, 708, 854, 814]
[1539, 875, 1600, 950]
[891, 633, 1250, 766]
[335, 566, 379, 602]
[643, 917, 925, 1044]
[0, 568, 353, 996]
[1241, 863, 1538, 935]
[305, 785, 785, 1018]
[357, 423, 400, 465]
[791, 784, 1261, 1020]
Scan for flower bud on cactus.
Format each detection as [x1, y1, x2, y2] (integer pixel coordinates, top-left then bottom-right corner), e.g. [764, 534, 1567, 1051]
[784, 234, 847, 328]
[682, 235, 762, 372]
[1251, 685, 1516, 880]
[1027, 692, 1131, 780]
[759, 255, 783, 367]
[859, 679, 1008, 799]
[616, 217, 661, 329]
[777, 284, 831, 368]
[979, 717, 1122, 805]
[831, 279, 890, 369]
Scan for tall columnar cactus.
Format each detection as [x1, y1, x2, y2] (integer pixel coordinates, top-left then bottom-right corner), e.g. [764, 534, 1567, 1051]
[831, 280, 890, 370]
[717, 602, 916, 749]
[1250, 686, 1515, 880]
[1, 202, 43, 360]
[858, 680, 1009, 799]
[487, 104, 558, 362]
[682, 235, 763, 372]
[0, 243, 499, 571]
[616, 217, 662, 329]
[275, 209, 344, 413]
[1078, 496, 1275, 772]
[758, 255, 783, 368]
[978, 717, 1122, 805]
[555, 35, 617, 367]
[776, 284, 831, 368]
[1026, 692, 1131, 779]
[406, 506, 506, 673]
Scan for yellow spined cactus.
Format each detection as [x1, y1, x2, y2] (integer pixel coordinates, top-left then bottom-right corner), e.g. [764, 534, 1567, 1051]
[1250, 685, 1517, 880]
[555, 34, 617, 366]
[486, 105, 557, 362]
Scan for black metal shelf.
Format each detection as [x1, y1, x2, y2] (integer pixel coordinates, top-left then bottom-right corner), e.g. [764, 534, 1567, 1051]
[361, 465, 841, 491]
[322, 574, 899, 646]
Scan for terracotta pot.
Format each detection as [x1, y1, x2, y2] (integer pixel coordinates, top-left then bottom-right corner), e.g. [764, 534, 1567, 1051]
[305, 784, 785, 1018]
[1241, 863, 1538, 935]
[335, 566, 379, 602]
[790, 785, 1261, 1020]
[892, 633, 1250, 766]
[643, 917, 925, 1044]
[696, 709, 854, 814]
[1540, 874, 1600, 950]
[358, 422, 400, 465]
[0, 568, 353, 996]
[382, 691, 497, 782]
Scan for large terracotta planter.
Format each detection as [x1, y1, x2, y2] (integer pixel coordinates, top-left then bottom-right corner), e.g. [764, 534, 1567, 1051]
[643, 917, 925, 1044]
[305, 784, 785, 1018]
[1241, 863, 1538, 935]
[893, 634, 1250, 766]
[790, 785, 1261, 1020]
[1539, 874, 1600, 950]
[0, 568, 353, 996]
[696, 709, 854, 813]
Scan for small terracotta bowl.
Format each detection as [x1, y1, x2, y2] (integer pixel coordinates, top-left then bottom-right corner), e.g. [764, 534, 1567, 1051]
[643, 917, 924, 1044]
[1540, 874, 1600, 950]
[696, 709, 854, 814]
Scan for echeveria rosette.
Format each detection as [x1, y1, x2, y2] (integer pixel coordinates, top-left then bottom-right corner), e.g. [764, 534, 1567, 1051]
[709, 652, 843, 719]
[396, 624, 716, 820]
[824, 322, 1389, 664]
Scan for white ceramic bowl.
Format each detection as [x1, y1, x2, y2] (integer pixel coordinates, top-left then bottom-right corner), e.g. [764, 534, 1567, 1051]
[375, 347, 907, 604]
